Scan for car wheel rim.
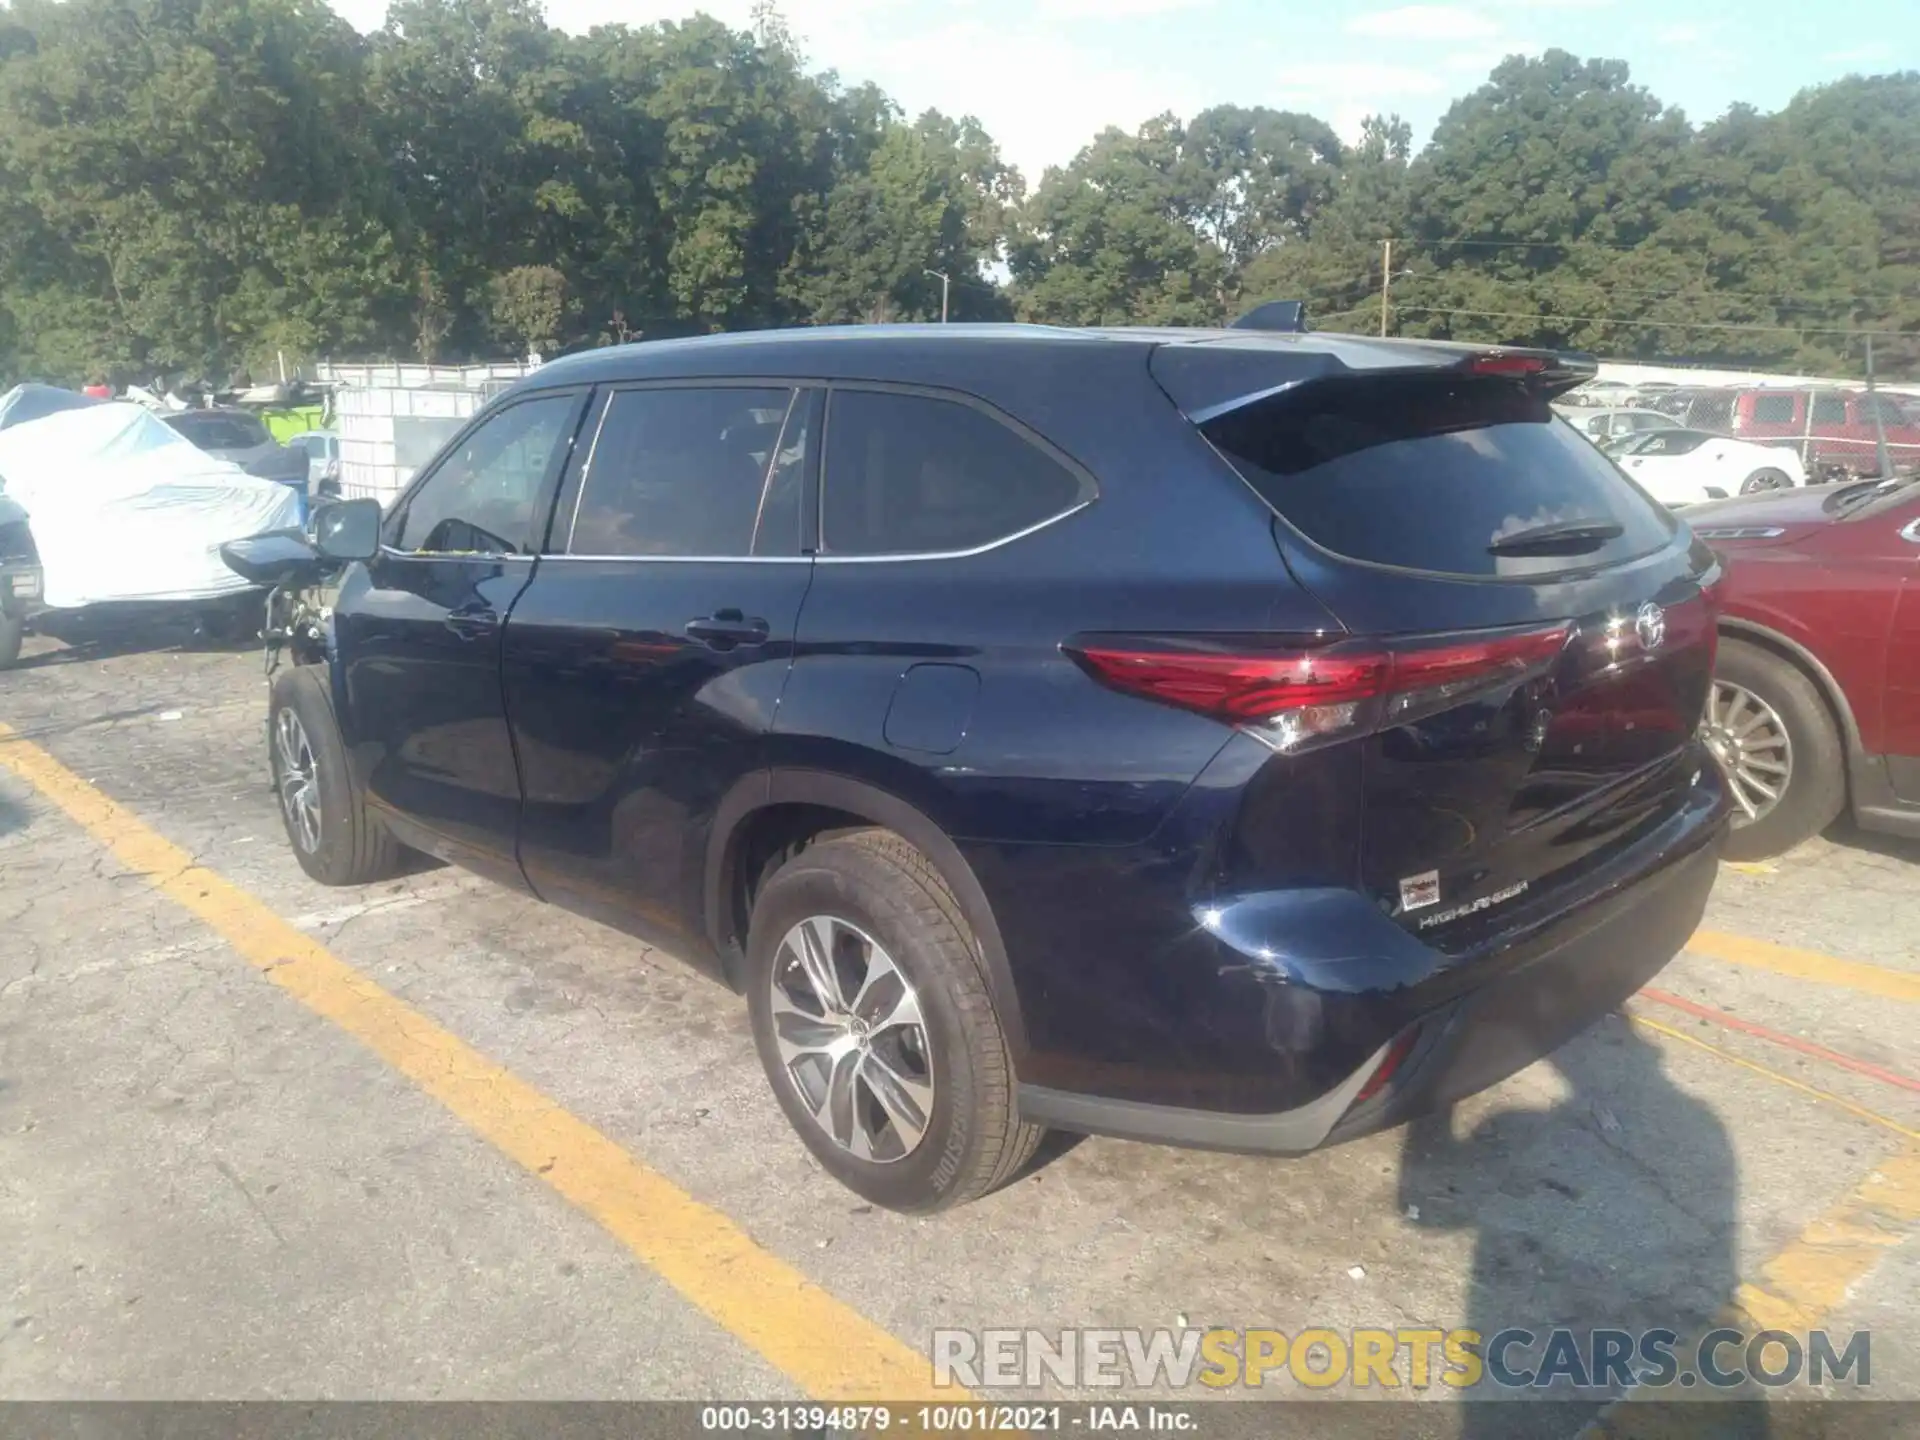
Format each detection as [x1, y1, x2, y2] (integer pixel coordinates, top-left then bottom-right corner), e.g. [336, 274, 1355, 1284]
[273, 707, 322, 853]
[1743, 471, 1788, 493]
[768, 915, 934, 1164]
[1703, 680, 1793, 826]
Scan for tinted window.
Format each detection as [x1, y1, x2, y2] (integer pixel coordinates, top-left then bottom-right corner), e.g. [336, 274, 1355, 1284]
[1641, 431, 1710, 456]
[1813, 394, 1848, 424]
[1752, 393, 1798, 424]
[566, 387, 797, 558]
[170, 412, 270, 449]
[822, 390, 1087, 556]
[395, 393, 576, 554]
[1202, 375, 1674, 578]
[1858, 395, 1908, 423]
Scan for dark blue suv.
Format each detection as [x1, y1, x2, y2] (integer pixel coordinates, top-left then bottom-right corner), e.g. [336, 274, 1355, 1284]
[229, 324, 1730, 1212]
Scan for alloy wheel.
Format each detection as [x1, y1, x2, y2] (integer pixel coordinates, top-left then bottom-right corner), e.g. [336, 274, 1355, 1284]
[274, 707, 322, 853]
[768, 915, 935, 1163]
[1703, 680, 1793, 825]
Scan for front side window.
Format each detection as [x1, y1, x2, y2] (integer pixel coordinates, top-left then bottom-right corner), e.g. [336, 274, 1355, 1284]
[565, 387, 799, 558]
[821, 389, 1088, 557]
[394, 393, 577, 555]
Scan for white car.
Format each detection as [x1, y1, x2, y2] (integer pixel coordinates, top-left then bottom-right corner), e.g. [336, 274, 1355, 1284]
[1566, 407, 1682, 443]
[1607, 428, 1807, 507]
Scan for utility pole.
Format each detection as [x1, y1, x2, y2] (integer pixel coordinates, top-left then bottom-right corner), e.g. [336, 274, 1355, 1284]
[924, 270, 951, 323]
[1865, 331, 1893, 479]
[1380, 239, 1393, 337]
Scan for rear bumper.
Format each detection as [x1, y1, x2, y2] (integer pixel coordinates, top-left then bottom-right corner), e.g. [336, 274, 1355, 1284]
[1016, 773, 1727, 1154]
[1, 560, 44, 617]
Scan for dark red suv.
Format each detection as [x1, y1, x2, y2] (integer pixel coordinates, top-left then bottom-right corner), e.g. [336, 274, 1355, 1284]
[1690, 476, 1920, 858]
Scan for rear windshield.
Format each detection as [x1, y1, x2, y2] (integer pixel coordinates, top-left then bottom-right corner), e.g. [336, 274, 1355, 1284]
[1200, 374, 1677, 578]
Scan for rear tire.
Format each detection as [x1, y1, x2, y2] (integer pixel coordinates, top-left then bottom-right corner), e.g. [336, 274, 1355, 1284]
[1741, 468, 1792, 494]
[268, 664, 402, 885]
[745, 829, 1042, 1213]
[1708, 637, 1845, 861]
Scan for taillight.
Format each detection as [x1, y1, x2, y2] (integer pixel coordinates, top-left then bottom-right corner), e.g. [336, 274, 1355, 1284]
[1466, 353, 1548, 377]
[1066, 622, 1570, 753]
[1355, 1029, 1420, 1105]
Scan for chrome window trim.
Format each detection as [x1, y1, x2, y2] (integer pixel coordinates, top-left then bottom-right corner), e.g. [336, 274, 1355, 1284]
[812, 500, 1093, 562]
[1899, 516, 1920, 544]
[378, 545, 536, 563]
[534, 500, 1093, 565]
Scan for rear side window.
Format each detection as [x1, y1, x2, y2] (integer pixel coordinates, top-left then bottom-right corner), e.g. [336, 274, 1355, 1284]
[1752, 393, 1798, 424]
[1812, 394, 1848, 424]
[822, 389, 1089, 556]
[567, 387, 799, 558]
[1201, 375, 1676, 578]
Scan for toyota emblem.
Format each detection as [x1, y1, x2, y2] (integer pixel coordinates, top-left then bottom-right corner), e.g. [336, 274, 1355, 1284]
[1634, 601, 1667, 651]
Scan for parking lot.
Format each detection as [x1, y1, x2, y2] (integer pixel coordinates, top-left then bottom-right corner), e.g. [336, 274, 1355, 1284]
[3, 616, 1918, 1426]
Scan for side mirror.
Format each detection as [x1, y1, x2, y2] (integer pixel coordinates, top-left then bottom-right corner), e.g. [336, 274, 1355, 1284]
[312, 498, 381, 562]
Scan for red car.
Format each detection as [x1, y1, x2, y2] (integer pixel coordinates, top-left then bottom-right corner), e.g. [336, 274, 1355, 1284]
[1688, 475, 1920, 858]
[1678, 387, 1920, 477]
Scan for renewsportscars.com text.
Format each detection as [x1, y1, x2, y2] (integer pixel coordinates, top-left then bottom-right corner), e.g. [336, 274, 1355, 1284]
[932, 1326, 1871, 1392]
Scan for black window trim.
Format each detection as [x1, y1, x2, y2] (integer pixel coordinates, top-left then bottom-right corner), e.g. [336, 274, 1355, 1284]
[814, 380, 1098, 563]
[544, 377, 820, 566]
[380, 385, 591, 561]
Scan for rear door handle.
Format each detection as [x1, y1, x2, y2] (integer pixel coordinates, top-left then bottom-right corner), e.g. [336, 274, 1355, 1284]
[685, 610, 771, 649]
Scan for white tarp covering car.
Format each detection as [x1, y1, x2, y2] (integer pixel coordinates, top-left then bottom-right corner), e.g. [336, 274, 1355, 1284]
[0, 401, 303, 609]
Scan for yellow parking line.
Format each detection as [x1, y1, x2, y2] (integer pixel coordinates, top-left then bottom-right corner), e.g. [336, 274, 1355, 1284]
[1581, 1143, 1920, 1437]
[1686, 928, 1920, 1004]
[1734, 1144, 1920, 1332]
[0, 722, 947, 1403]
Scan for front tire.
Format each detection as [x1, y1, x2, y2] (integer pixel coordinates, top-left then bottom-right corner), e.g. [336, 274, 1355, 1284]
[268, 665, 402, 885]
[745, 830, 1042, 1213]
[1707, 638, 1846, 861]
[1741, 467, 1792, 494]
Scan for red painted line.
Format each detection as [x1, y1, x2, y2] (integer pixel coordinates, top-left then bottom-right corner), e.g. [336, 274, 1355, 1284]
[1637, 986, 1920, 1096]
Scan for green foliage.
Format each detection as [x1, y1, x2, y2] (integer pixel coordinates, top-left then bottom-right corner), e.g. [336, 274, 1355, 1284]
[0, 1, 1915, 384]
[487, 264, 573, 355]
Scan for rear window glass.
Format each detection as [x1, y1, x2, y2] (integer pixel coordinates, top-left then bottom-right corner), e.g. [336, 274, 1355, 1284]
[1201, 375, 1676, 578]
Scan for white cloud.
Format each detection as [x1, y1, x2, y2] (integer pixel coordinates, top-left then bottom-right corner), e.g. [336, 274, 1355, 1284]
[1822, 43, 1893, 65]
[1441, 38, 1545, 74]
[1345, 5, 1499, 40]
[1039, 0, 1214, 17]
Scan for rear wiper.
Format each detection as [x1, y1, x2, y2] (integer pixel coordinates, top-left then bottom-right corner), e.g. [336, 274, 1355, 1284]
[1487, 519, 1625, 556]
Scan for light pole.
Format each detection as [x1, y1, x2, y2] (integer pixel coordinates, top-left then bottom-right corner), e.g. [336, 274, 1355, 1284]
[924, 269, 951, 323]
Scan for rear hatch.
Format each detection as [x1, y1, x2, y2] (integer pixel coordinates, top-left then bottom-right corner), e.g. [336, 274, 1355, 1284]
[1169, 353, 1718, 942]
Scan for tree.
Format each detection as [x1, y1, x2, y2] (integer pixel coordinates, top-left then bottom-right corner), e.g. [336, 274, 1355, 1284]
[0, 0, 404, 384]
[487, 265, 573, 356]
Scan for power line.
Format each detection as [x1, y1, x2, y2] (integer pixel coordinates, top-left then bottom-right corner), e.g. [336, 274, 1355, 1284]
[1388, 303, 1908, 338]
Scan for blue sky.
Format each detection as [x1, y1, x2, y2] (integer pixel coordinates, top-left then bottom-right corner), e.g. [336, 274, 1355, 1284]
[329, 0, 1920, 184]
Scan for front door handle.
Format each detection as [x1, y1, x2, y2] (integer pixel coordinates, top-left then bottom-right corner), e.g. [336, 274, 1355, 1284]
[444, 605, 498, 641]
[685, 610, 771, 649]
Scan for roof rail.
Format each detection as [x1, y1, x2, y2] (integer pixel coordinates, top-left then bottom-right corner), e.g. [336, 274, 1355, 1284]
[1230, 300, 1310, 334]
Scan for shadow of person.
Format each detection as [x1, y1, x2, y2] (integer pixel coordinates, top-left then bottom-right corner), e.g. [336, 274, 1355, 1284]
[1396, 1016, 1764, 1439]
